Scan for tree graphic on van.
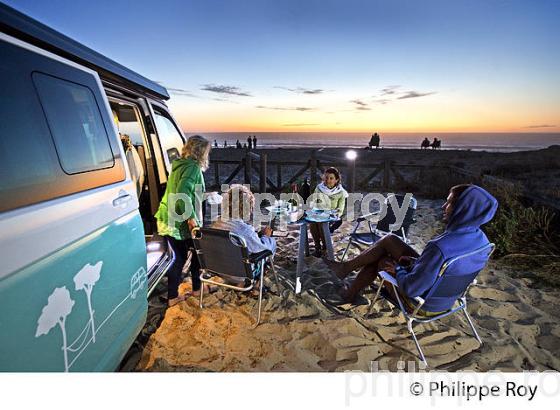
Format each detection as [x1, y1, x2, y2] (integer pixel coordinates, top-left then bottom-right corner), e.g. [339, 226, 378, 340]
[73, 262, 102, 343]
[35, 287, 75, 372]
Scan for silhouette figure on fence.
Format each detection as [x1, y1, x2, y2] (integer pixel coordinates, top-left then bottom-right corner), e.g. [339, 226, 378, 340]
[247, 136, 253, 150]
[431, 138, 441, 149]
[369, 133, 380, 149]
[253, 135, 257, 149]
[236, 139, 241, 149]
[421, 138, 431, 149]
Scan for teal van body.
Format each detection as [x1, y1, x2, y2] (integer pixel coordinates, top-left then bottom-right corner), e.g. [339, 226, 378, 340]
[0, 212, 147, 372]
[1, 4, 185, 371]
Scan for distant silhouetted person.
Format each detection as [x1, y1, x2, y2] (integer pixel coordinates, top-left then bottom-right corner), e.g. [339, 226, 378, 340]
[253, 135, 257, 149]
[431, 138, 441, 150]
[236, 139, 241, 149]
[300, 177, 311, 202]
[224, 140, 228, 148]
[369, 132, 380, 149]
[421, 138, 430, 149]
[247, 136, 252, 150]
[243, 143, 247, 149]
[214, 140, 218, 148]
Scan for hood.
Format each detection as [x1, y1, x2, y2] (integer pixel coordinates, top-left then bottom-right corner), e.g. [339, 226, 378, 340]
[317, 182, 349, 198]
[446, 185, 498, 231]
[171, 157, 198, 173]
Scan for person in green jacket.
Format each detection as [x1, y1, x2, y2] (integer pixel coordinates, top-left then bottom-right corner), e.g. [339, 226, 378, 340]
[155, 135, 210, 306]
[309, 167, 348, 257]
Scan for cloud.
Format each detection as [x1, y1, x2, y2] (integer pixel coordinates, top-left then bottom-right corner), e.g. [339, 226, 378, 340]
[282, 123, 320, 127]
[256, 105, 314, 112]
[397, 91, 436, 99]
[380, 85, 401, 96]
[274, 86, 325, 95]
[372, 98, 391, 105]
[350, 99, 371, 111]
[201, 84, 252, 97]
[156, 82, 198, 98]
[523, 124, 556, 129]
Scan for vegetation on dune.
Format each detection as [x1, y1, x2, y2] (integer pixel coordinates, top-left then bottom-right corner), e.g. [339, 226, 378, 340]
[482, 183, 560, 286]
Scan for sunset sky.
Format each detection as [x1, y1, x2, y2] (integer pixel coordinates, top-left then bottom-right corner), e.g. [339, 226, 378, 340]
[5, 0, 560, 133]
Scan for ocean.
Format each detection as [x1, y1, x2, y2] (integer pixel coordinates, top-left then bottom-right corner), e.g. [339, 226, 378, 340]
[195, 132, 560, 152]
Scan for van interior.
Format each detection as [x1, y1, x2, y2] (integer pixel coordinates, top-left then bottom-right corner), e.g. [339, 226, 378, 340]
[109, 98, 177, 295]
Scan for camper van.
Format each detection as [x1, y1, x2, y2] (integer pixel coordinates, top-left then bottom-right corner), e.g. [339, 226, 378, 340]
[0, 3, 185, 371]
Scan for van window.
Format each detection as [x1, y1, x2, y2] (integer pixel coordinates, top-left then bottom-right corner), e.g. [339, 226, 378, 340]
[32, 72, 115, 174]
[153, 109, 185, 161]
[0, 60, 59, 199]
[0, 40, 125, 213]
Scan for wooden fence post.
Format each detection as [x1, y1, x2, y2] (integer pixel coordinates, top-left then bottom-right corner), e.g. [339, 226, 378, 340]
[244, 153, 252, 188]
[276, 163, 282, 190]
[259, 153, 267, 193]
[310, 151, 318, 189]
[214, 162, 220, 188]
[348, 157, 356, 192]
[383, 159, 390, 190]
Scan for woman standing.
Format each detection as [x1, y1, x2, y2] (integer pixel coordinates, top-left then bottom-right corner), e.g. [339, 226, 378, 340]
[155, 135, 210, 306]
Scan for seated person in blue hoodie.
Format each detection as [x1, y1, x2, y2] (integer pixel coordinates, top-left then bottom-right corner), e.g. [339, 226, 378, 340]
[212, 184, 276, 257]
[325, 184, 498, 307]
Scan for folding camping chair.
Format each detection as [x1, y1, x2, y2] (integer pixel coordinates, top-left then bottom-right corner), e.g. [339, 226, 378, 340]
[371, 242, 495, 366]
[192, 227, 280, 326]
[340, 194, 417, 261]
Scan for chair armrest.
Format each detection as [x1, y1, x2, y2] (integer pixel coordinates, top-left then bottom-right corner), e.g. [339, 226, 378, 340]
[378, 270, 398, 287]
[248, 249, 273, 263]
[357, 211, 380, 222]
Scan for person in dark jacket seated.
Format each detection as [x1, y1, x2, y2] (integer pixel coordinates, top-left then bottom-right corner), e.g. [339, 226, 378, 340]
[325, 184, 498, 307]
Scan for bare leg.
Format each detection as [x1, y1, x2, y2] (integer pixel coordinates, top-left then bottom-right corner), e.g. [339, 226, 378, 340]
[325, 234, 418, 279]
[340, 262, 378, 302]
[341, 256, 394, 302]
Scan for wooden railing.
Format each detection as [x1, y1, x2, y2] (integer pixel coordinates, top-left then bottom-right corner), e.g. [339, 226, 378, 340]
[206, 151, 560, 211]
[207, 151, 480, 193]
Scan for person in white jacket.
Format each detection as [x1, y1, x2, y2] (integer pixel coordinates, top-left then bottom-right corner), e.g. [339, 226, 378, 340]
[212, 184, 276, 256]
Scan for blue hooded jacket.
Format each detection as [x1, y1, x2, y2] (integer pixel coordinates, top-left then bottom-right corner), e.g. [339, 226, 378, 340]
[395, 185, 498, 312]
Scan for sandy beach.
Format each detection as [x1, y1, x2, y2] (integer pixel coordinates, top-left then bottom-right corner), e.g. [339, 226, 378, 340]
[126, 147, 560, 372]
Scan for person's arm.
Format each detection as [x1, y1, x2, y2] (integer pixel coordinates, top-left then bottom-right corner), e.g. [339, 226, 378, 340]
[395, 243, 444, 298]
[335, 194, 345, 216]
[175, 170, 199, 225]
[237, 222, 276, 254]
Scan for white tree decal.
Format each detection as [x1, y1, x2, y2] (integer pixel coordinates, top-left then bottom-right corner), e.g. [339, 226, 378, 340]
[35, 286, 75, 372]
[73, 261, 102, 343]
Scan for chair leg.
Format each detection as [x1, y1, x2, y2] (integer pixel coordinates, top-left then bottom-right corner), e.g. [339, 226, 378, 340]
[340, 238, 353, 262]
[255, 261, 265, 327]
[371, 278, 384, 306]
[269, 257, 280, 292]
[199, 279, 205, 309]
[407, 318, 428, 367]
[462, 301, 482, 344]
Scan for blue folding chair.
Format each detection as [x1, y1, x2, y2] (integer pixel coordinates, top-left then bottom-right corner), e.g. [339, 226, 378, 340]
[371, 243, 495, 366]
[340, 194, 417, 261]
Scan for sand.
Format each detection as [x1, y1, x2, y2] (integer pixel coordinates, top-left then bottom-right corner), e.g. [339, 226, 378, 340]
[135, 197, 560, 372]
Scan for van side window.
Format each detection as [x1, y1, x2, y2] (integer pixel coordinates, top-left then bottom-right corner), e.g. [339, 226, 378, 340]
[153, 109, 185, 162]
[32, 72, 115, 174]
[0, 54, 60, 202]
[0, 40, 124, 213]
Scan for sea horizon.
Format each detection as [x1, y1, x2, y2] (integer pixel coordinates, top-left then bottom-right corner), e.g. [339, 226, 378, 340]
[186, 131, 560, 152]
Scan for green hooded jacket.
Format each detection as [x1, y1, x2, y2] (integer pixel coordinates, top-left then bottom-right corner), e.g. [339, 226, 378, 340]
[155, 157, 205, 240]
